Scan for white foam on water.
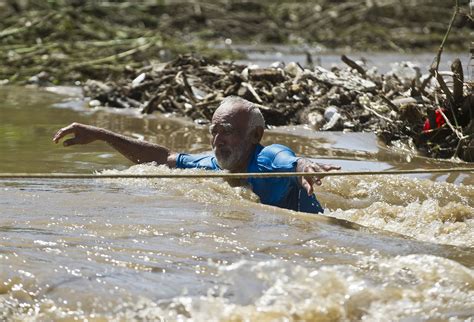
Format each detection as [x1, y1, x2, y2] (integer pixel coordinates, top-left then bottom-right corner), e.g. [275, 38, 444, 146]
[107, 165, 474, 248]
[330, 199, 474, 247]
[2, 254, 472, 321]
[321, 176, 474, 247]
[152, 255, 473, 321]
[100, 163, 260, 206]
[321, 175, 473, 207]
[1, 165, 473, 321]
[100, 165, 474, 248]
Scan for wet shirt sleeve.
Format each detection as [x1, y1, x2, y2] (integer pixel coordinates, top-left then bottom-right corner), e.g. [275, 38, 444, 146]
[176, 153, 220, 170]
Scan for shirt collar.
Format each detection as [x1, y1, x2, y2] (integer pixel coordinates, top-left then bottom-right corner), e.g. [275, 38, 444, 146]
[246, 144, 264, 173]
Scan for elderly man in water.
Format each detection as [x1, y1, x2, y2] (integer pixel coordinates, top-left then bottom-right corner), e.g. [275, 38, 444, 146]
[53, 96, 340, 213]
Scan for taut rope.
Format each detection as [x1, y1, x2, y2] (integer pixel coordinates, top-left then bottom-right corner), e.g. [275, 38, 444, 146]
[0, 168, 472, 179]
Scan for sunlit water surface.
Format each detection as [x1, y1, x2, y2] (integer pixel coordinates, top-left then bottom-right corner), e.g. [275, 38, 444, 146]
[0, 86, 473, 321]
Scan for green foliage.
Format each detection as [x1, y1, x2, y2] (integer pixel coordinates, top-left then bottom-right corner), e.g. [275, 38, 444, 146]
[0, 0, 471, 84]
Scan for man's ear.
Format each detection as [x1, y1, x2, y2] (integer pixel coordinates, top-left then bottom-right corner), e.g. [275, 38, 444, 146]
[251, 126, 264, 144]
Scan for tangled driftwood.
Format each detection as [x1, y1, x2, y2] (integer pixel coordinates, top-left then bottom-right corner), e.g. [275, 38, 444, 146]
[83, 54, 474, 161]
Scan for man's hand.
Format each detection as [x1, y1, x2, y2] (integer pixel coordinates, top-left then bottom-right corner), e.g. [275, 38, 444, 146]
[296, 158, 341, 196]
[53, 123, 102, 146]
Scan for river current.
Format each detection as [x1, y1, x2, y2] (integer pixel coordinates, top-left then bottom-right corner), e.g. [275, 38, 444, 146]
[0, 85, 473, 321]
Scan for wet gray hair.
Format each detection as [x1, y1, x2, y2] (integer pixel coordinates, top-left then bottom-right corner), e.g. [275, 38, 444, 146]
[219, 96, 265, 133]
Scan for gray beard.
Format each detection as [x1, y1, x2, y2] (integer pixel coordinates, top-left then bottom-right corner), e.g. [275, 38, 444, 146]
[213, 146, 245, 170]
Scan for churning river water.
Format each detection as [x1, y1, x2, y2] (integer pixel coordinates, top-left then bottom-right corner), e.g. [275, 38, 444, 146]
[0, 85, 473, 321]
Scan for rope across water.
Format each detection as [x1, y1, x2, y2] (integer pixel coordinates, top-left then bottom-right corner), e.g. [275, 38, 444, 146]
[0, 168, 472, 179]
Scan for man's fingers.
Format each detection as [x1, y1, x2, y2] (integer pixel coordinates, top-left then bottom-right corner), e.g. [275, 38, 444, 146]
[320, 164, 341, 172]
[306, 174, 322, 186]
[302, 178, 314, 196]
[52, 131, 63, 143]
[53, 126, 75, 143]
[62, 137, 78, 147]
[301, 165, 322, 195]
[314, 177, 322, 186]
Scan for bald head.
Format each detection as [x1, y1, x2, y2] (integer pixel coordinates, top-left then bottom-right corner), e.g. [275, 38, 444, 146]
[213, 96, 265, 135]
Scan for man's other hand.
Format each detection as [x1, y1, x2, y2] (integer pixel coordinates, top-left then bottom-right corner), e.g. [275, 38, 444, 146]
[53, 123, 101, 147]
[296, 158, 341, 195]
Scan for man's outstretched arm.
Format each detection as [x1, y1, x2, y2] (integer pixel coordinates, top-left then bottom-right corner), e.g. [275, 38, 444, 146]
[53, 123, 177, 167]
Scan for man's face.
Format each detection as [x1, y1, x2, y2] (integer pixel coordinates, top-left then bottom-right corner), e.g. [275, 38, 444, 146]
[210, 106, 252, 171]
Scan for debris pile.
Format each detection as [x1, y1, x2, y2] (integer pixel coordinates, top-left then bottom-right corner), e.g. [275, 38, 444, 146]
[84, 54, 474, 162]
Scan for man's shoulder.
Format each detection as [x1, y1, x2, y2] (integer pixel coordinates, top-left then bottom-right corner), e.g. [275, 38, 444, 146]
[258, 144, 296, 158]
[253, 144, 298, 171]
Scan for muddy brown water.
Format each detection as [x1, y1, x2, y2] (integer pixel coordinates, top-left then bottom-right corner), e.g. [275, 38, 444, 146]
[0, 85, 473, 320]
